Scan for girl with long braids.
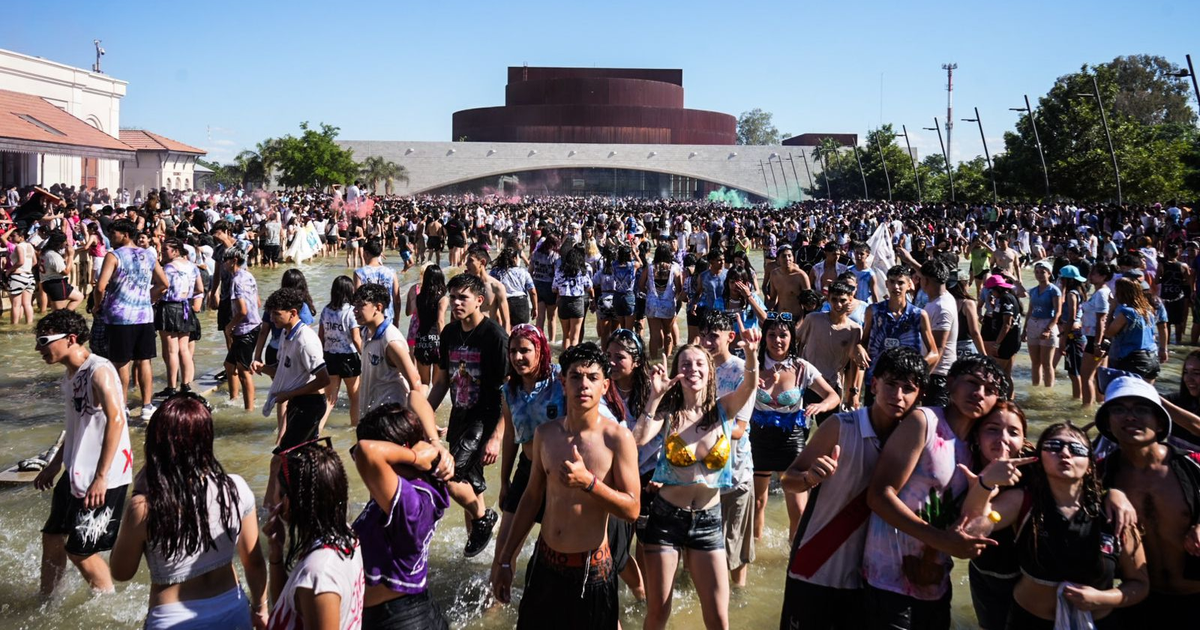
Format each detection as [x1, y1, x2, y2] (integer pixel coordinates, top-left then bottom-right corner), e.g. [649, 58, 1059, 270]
[352, 403, 453, 629]
[265, 441, 364, 629]
[959, 423, 1148, 629]
[111, 395, 269, 629]
[405, 264, 448, 387]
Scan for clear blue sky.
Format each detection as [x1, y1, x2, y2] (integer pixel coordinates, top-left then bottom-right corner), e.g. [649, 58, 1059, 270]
[10, 0, 1198, 166]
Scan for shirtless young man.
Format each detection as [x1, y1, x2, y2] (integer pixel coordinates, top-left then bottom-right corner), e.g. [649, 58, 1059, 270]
[492, 343, 640, 629]
[797, 281, 864, 416]
[425, 215, 446, 267]
[768, 245, 812, 318]
[1096, 376, 1200, 626]
[466, 248, 511, 333]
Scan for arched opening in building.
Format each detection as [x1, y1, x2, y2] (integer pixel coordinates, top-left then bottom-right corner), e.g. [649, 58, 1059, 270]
[419, 167, 763, 202]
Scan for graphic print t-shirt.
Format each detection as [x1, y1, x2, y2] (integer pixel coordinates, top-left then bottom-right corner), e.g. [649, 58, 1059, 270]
[439, 317, 508, 426]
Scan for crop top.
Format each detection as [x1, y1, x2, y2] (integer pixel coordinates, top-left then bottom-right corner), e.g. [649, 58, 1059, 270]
[145, 474, 255, 585]
[504, 365, 566, 445]
[1016, 490, 1119, 589]
[651, 406, 733, 489]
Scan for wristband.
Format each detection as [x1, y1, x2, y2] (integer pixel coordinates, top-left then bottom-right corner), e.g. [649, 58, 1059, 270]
[585, 473, 597, 493]
[978, 476, 996, 492]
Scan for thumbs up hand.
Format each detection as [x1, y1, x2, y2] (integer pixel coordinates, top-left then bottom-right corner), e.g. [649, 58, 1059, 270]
[560, 444, 595, 490]
[804, 445, 840, 489]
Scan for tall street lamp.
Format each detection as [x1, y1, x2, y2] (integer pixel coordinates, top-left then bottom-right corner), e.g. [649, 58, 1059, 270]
[962, 107, 998, 204]
[923, 118, 955, 202]
[894, 125, 922, 204]
[1077, 74, 1122, 205]
[852, 143, 869, 200]
[1009, 95, 1050, 199]
[873, 130, 893, 202]
[1171, 54, 1200, 121]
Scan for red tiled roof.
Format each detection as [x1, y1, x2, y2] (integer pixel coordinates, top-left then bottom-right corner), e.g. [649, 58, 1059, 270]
[119, 129, 206, 154]
[0, 88, 133, 153]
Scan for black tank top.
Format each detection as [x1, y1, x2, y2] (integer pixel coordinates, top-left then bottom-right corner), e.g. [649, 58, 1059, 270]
[1016, 492, 1119, 589]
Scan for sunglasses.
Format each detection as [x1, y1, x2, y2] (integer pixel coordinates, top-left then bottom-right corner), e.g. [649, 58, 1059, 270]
[277, 436, 333, 489]
[36, 333, 68, 347]
[766, 311, 794, 322]
[1041, 438, 1090, 458]
[610, 328, 644, 353]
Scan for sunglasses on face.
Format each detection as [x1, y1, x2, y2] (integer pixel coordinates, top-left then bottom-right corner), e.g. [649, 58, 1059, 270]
[277, 436, 333, 489]
[36, 333, 68, 347]
[766, 311, 794, 322]
[1041, 438, 1090, 458]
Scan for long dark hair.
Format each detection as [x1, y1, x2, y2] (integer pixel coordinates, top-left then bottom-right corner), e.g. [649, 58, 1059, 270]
[1178, 349, 1200, 411]
[327, 275, 354, 310]
[416, 264, 446, 326]
[607, 331, 650, 419]
[144, 396, 240, 560]
[278, 443, 357, 570]
[1026, 423, 1105, 551]
[560, 243, 587, 278]
[660, 344, 721, 433]
[282, 268, 316, 316]
[492, 246, 519, 273]
[758, 316, 799, 368]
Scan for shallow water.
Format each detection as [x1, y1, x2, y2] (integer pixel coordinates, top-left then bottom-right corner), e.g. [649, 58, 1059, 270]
[0, 255, 1182, 629]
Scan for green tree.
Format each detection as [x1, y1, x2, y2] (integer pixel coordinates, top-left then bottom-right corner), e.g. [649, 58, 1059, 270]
[272, 122, 360, 189]
[952, 157, 993, 204]
[736, 109, 781, 145]
[806, 126, 926, 201]
[359, 156, 409, 194]
[197, 159, 242, 190]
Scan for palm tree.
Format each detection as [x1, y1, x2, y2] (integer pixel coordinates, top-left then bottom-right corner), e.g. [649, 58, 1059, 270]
[234, 138, 284, 190]
[359, 156, 409, 194]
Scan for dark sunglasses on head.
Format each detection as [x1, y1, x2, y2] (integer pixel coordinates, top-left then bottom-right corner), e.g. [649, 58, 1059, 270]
[766, 311, 794, 322]
[1041, 438, 1089, 458]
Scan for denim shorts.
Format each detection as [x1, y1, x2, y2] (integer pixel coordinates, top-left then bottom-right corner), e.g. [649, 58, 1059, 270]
[639, 494, 724, 551]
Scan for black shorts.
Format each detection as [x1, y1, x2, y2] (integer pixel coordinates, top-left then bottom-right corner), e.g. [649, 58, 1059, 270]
[324, 351, 362, 378]
[1113, 350, 1161, 381]
[414, 333, 441, 366]
[686, 305, 706, 328]
[1166, 298, 1188, 326]
[968, 563, 1017, 630]
[262, 244, 282, 263]
[864, 584, 950, 630]
[190, 315, 202, 342]
[225, 326, 260, 369]
[557, 295, 587, 320]
[635, 469, 655, 533]
[1114, 590, 1200, 628]
[217, 298, 233, 332]
[427, 236, 444, 252]
[779, 578, 864, 630]
[1063, 332, 1085, 377]
[41, 278, 73, 302]
[507, 295, 531, 326]
[501, 451, 545, 522]
[447, 409, 491, 495]
[639, 494, 724, 551]
[90, 316, 110, 358]
[107, 322, 157, 363]
[749, 420, 807, 472]
[265, 344, 278, 367]
[1006, 601, 1122, 630]
[996, 329, 1021, 361]
[42, 476, 128, 557]
[155, 301, 194, 334]
[534, 280, 554, 306]
[517, 538, 618, 630]
[362, 591, 449, 630]
[272, 394, 328, 454]
[606, 514, 633, 574]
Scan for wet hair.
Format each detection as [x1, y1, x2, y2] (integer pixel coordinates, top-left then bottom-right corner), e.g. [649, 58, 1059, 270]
[606, 330, 648, 419]
[507, 324, 553, 392]
[949, 354, 1010, 400]
[491, 246, 519, 272]
[758, 316, 799, 367]
[353, 282, 391, 310]
[447, 271, 485, 297]
[211, 220, 232, 235]
[467, 247, 490, 266]
[559, 244, 587, 278]
[560, 341, 611, 378]
[327, 275, 355, 311]
[416, 264, 447, 326]
[1090, 261, 1113, 281]
[700, 309, 734, 333]
[356, 402, 424, 447]
[828, 281, 854, 299]
[363, 238, 383, 259]
[920, 259, 950, 285]
[969, 399, 1033, 470]
[1114, 277, 1153, 320]
[661, 344, 721, 432]
[652, 244, 674, 266]
[44, 231, 68, 253]
[535, 233, 560, 254]
[110, 218, 138, 238]
[265, 286, 306, 313]
[281, 268, 316, 316]
[144, 395, 240, 560]
[886, 264, 912, 280]
[277, 443, 357, 570]
[722, 265, 752, 306]
[35, 309, 90, 343]
[1027, 423, 1105, 553]
[222, 248, 246, 265]
[798, 290, 823, 312]
[163, 237, 184, 257]
[872, 346, 929, 389]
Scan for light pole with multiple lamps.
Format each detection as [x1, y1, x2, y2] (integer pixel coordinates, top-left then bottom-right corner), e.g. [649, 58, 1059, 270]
[962, 107, 998, 204]
[1077, 74, 1122, 205]
[923, 118, 955, 202]
[1010, 95, 1050, 199]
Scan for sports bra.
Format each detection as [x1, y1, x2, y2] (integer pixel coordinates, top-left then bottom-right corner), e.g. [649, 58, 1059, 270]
[665, 430, 730, 470]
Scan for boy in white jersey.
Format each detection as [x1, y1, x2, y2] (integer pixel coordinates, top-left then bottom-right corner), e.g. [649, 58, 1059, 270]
[351, 283, 423, 416]
[33, 310, 134, 598]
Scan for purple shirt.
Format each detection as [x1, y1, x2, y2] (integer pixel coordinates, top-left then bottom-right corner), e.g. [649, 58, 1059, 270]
[352, 475, 449, 594]
[229, 269, 262, 336]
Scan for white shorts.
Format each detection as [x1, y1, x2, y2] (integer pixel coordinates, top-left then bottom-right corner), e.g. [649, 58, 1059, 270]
[145, 586, 252, 630]
[1026, 317, 1059, 348]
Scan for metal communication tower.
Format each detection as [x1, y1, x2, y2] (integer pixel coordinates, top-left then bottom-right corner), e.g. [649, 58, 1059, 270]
[942, 63, 957, 165]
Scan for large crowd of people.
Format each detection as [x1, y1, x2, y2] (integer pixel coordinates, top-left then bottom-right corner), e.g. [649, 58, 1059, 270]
[5, 179, 1200, 629]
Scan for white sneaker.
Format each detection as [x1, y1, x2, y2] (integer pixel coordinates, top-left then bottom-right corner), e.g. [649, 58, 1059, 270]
[141, 404, 156, 420]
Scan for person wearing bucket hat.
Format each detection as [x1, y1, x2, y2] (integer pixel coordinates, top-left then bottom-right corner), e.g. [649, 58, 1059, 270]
[1097, 374, 1200, 626]
[1025, 262, 1062, 389]
[1057, 265, 1088, 401]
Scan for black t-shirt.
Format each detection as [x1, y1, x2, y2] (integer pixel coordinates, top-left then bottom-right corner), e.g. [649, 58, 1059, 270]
[439, 316, 508, 426]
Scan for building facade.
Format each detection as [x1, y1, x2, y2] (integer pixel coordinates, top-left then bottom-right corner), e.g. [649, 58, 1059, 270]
[119, 129, 205, 196]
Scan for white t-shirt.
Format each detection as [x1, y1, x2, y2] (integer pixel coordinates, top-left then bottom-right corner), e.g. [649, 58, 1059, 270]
[63, 353, 133, 497]
[146, 474, 255, 584]
[267, 543, 364, 630]
[320, 305, 359, 355]
[359, 322, 412, 414]
[924, 292, 958, 377]
[270, 323, 326, 397]
[1082, 285, 1111, 336]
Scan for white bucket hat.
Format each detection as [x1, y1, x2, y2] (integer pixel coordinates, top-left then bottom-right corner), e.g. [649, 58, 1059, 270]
[1095, 375, 1170, 443]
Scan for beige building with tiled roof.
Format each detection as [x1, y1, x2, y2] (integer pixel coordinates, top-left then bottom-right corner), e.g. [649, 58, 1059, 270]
[119, 129, 205, 196]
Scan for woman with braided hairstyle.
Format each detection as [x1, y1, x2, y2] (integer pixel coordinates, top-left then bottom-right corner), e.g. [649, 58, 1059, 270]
[264, 441, 364, 630]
